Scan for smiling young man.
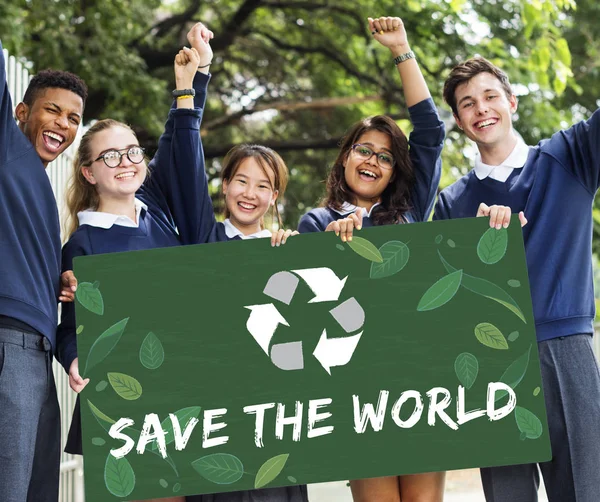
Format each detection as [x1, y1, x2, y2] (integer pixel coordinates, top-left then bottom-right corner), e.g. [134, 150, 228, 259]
[0, 40, 87, 502]
[434, 56, 600, 501]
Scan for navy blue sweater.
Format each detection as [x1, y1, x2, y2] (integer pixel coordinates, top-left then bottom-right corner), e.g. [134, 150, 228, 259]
[0, 40, 62, 342]
[56, 90, 207, 372]
[298, 97, 444, 232]
[434, 110, 600, 342]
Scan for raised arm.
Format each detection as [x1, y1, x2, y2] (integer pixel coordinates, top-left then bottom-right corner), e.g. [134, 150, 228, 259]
[370, 17, 444, 222]
[0, 40, 23, 165]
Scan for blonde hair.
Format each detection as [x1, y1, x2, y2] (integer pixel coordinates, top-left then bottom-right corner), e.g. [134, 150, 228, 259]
[64, 119, 138, 238]
[221, 144, 289, 229]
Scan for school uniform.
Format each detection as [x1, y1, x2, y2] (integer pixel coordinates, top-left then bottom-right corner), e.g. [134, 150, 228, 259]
[434, 112, 600, 501]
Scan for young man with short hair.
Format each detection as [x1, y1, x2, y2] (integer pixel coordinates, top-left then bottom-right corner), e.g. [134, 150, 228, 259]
[0, 40, 87, 501]
[434, 56, 600, 501]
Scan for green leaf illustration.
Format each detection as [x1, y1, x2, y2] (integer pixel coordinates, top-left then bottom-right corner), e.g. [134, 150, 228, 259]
[159, 479, 168, 488]
[439, 251, 526, 323]
[192, 453, 244, 485]
[151, 406, 202, 451]
[370, 241, 410, 279]
[139, 332, 165, 370]
[336, 244, 345, 251]
[95, 380, 108, 392]
[108, 372, 143, 401]
[514, 406, 543, 439]
[83, 318, 129, 376]
[477, 227, 508, 264]
[508, 331, 520, 342]
[435, 234, 443, 244]
[87, 400, 179, 477]
[447, 239, 456, 248]
[508, 279, 521, 288]
[495, 345, 532, 401]
[76, 282, 104, 315]
[288, 476, 298, 483]
[92, 437, 106, 446]
[347, 236, 383, 263]
[454, 353, 479, 390]
[255, 453, 290, 489]
[417, 270, 463, 311]
[76, 325, 84, 335]
[533, 386, 541, 396]
[474, 323, 509, 350]
[104, 454, 135, 498]
[173, 483, 181, 493]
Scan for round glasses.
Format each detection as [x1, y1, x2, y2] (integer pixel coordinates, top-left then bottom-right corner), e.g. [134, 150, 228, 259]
[351, 143, 395, 169]
[94, 146, 145, 168]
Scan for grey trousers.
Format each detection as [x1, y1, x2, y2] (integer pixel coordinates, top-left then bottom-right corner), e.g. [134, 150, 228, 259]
[0, 328, 60, 502]
[481, 334, 600, 502]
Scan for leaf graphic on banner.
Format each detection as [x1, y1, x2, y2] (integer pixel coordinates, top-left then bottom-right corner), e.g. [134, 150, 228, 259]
[151, 406, 202, 451]
[255, 453, 290, 489]
[92, 437, 105, 446]
[370, 241, 409, 279]
[495, 345, 532, 401]
[83, 318, 129, 376]
[336, 244, 345, 251]
[347, 237, 383, 263]
[88, 400, 179, 477]
[477, 227, 508, 264]
[140, 332, 165, 370]
[104, 454, 135, 497]
[474, 323, 509, 350]
[508, 331, 520, 342]
[454, 353, 479, 389]
[95, 380, 108, 392]
[76, 282, 104, 315]
[417, 270, 463, 311]
[192, 453, 244, 484]
[515, 406, 543, 439]
[108, 372, 143, 401]
[76, 325, 84, 335]
[508, 279, 521, 288]
[533, 386, 541, 396]
[159, 479, 168, 488]
[438, 251, 526, 323]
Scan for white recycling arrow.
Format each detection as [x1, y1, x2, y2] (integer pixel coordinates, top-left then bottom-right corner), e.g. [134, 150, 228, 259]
[292, 267, 348, 303]
[244, 304, 289, 355]
[313, 329, 363, 375]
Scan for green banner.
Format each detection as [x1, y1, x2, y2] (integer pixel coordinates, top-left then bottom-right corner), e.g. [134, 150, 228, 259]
[74, 217, 550, 501]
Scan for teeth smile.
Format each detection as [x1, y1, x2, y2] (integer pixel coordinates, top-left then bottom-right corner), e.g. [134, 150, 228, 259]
[43, 131, 64, 143]
[477, 119, 497, 129]
[239, 202, 256, 209]
[359, 169, 377, 179]
[115, 172, 135, 179]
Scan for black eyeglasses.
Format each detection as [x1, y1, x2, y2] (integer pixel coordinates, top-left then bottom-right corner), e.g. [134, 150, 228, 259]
[94, 146, 145, 168]
[351, 144, 395, 169]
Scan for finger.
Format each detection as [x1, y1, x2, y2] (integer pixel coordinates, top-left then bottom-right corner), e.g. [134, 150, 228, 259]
[392, 17, 402, 30]
[488, 206, 499, 228]
[381, 17, 392, 32]
[281, 229, 293, 245]
[476, 202, 489, 218]
[368, 17, 375, 33]
[326, 221, 340, 236]
[349, 213, 361, 232]
[271, 229, 279, 247]
[519, 211, 528, 227]
[291, 230, 299, 236]
[501, 207, 511, 228]
[338, 219, 349, 242]
[372, 19, 383, 34]
[354, 208, 363, 230]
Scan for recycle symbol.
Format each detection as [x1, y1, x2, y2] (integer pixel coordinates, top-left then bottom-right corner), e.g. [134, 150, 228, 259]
[244, 267, 365, 375]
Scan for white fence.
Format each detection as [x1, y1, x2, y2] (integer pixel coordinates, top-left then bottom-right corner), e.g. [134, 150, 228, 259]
[3, 46, 84, 502]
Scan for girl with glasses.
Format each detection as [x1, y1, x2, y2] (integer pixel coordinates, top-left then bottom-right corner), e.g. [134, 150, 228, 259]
[298, 16, 446, 502]
[299, 16, 444, 247]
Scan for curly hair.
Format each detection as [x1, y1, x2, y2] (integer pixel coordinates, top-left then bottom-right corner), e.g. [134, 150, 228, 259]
[23, 69, 88, 108]
[322, 115, 414, 226]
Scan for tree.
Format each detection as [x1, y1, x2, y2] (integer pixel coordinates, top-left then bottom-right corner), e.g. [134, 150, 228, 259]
[0, 0, 587, 230]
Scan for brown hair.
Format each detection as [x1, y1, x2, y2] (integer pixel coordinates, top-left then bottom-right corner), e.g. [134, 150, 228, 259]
[64, 119, 139, 237]
[323, 115, 414, 226]
[443, 56, 513, 115]
[221, 144, 289, 228]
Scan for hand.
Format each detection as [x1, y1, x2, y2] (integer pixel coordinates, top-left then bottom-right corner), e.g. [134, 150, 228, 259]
[68, 358, 90, 393]
[324, 208, 363, 242]
[174, 47, 201, 87]
[476, 203, 528, 228]
[186, 22, 214, 67]
[271, 229, 299, 247]
[368, 17, 408, 51]
[59, 270, 77, 303]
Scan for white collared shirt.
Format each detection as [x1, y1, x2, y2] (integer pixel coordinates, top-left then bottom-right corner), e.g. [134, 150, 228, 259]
[330, 201, 381, 218]
[77, 198, 148, 229]
[473, 138, 530, 182]
[223, 219, 272, 240]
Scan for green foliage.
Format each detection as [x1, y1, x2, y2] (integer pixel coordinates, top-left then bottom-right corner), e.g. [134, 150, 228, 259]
[3, 0, 596, 240]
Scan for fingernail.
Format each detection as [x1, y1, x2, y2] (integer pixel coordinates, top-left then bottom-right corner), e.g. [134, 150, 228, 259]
[348, 236, 353, 242]
[496, 224, 501, 230]
[342, 236, 346, 242]
[503, 222, 509, 228]
[335, 232, 339, 236]
[379, 30, 384, 34]
[357, 226, 362, 230]
[276, 242, 280, 247]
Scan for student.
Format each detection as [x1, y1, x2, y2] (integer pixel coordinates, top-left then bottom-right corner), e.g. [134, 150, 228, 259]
[298, 16, 445, 502]
[434, 56, 600, 502]
[0, 39, 86, 502]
